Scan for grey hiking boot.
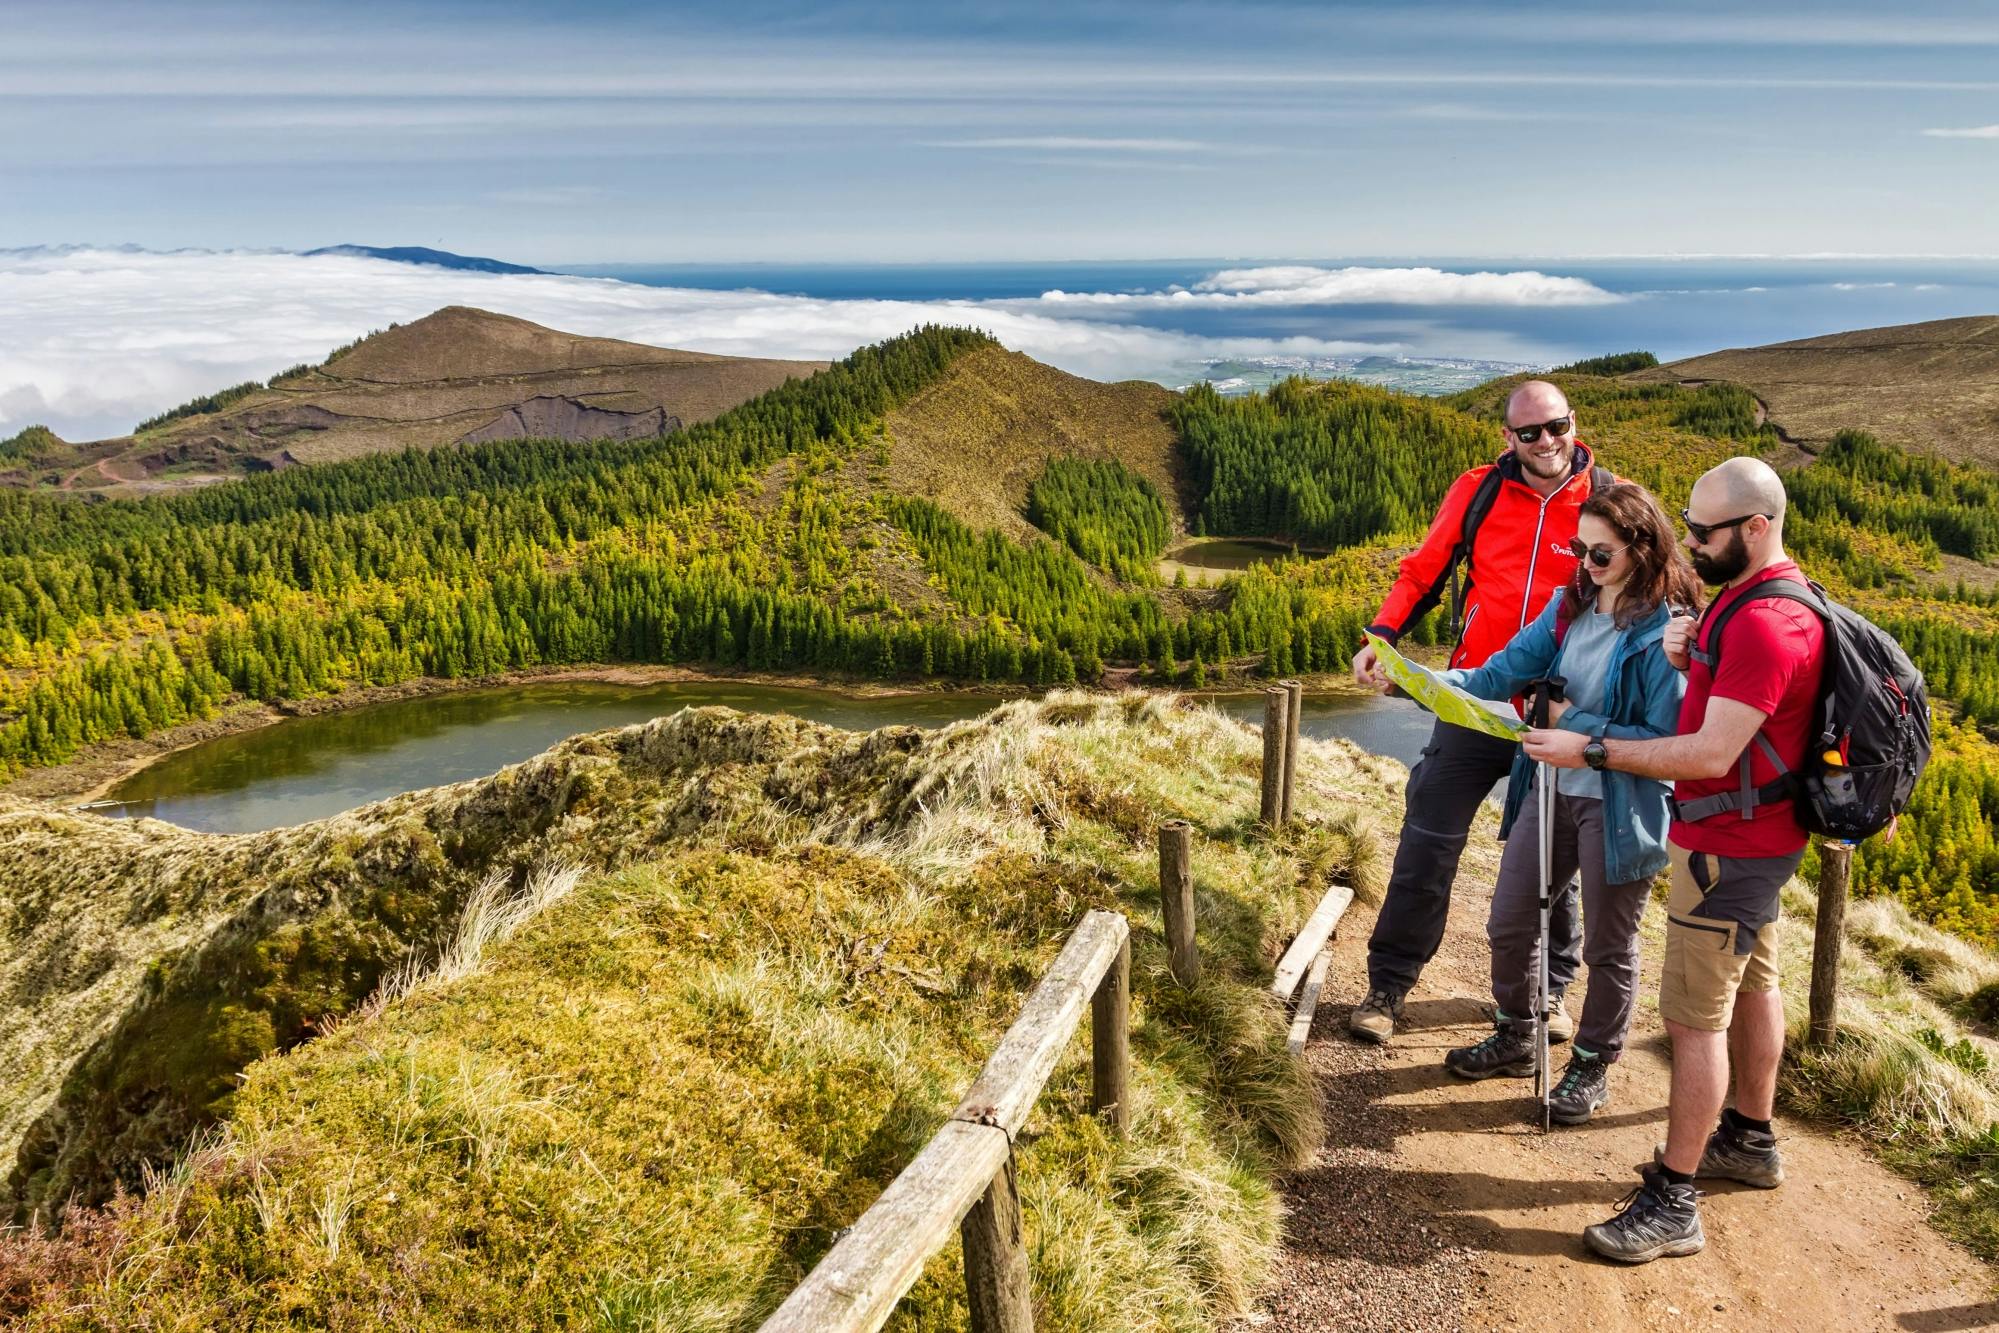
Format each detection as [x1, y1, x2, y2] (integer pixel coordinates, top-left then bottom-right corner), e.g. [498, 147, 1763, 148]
[1583, 1165, 1705, 1264]
[1546, 994, 1574, 1045]
[1653, 1111, 1785, 1189]
[1347, 988, 1405, 1044]
[1549, 1049, 1610, 1124]
[1445, 1020, 1534, 1079]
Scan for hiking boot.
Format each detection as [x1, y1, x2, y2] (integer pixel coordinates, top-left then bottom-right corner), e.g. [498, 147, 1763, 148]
[1583, 1165, 1706, 1264]
[1549, 1049, 1610, 1124]
[1445, 1020, 1534, 1079]
[1347, 988, 1405, 1044]
[1546, 994, 1574, 1045]
[1653, 1111, 1785, 1189]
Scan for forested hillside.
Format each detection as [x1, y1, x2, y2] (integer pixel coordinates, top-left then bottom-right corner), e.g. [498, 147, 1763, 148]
[0, 329, 1397, 784]
[7, 332, 1999, 950]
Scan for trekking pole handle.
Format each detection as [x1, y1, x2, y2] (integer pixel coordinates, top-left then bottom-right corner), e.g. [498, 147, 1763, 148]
[1528, 675, 1568, 728]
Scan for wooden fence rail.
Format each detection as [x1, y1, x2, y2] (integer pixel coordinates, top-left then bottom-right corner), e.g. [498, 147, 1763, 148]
[760, 909, 1132, 1333]
[764, 710, 1353, 1330]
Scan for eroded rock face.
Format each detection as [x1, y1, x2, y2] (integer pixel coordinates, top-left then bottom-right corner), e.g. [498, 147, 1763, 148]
[459, 396, 680, 444]
[0, 704, 972, 1218]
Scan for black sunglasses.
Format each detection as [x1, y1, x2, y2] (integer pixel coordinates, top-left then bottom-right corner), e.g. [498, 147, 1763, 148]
[1680, 510, 1771, 544]
[1508, 416, 1572, 444]
[1568, 538, 1630, 568]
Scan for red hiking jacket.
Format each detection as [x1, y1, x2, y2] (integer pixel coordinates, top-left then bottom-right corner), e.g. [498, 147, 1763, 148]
[1367, 445, 1614, 671]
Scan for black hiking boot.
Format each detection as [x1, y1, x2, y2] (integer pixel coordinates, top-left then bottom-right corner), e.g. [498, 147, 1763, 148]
[1548, 1049, 1610, 1125]
[1582, 1165, 1706, 1264]
[1653, 1110, 1786, 1189]
[1347, 988, 1405, 1044]
[1444, 1020, 1534, 1080]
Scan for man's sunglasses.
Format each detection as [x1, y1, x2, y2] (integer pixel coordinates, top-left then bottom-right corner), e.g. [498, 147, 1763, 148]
[1508, 416, 1572, 444]
[1680, 510, 1771, 544]
[1568, 539, 1630, 568]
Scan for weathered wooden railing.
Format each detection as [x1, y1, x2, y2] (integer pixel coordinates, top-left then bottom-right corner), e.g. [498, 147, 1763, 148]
[763, 702, 1351, 1331]
[760, 909, 1131, 1333]
[1255, 681, 1354, 1050]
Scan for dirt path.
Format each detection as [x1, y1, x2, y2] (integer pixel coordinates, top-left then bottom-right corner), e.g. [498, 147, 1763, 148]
[1244, 829, 1999, 1332]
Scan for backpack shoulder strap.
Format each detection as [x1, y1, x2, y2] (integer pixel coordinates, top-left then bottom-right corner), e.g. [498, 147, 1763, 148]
[1456, 465, 1506, 555]
[1446, 465, 1507, 636]
[1675, 577, 1828, 824]
[1689, 578, 1823, 671]
[1591, 464, 1613, 494]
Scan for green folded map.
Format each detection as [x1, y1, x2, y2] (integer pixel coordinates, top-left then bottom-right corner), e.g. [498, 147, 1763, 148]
[1364, 631, 1526, 742]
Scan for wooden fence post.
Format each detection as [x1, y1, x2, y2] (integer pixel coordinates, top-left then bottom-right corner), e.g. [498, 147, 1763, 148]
[961, 1152, 1033, 1333]
[1260, 686, 1289, 828]
[1158, 820, 1200, 988]
[1809, 840, 1854, 1047]
[1280, 678, 1303, 825]
[1092, 935, 1130, 1135]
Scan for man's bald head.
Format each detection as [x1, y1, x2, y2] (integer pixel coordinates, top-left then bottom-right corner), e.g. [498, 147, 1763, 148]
[1691, 456, 1788, 523]
[1504, 380, 1570, 426]
[1684, 455, 1789, 584]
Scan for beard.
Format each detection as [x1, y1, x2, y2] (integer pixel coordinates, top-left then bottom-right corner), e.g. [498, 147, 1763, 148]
[1517, 437, 1576, 480]
[1690, 528, 1750, 584]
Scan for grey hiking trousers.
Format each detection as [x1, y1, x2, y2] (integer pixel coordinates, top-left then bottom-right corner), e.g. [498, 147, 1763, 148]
[1488, 785, 1650, 1060]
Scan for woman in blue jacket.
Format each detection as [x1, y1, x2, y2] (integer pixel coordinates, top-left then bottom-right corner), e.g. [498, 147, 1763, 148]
[1435, 482, 1701, 1124]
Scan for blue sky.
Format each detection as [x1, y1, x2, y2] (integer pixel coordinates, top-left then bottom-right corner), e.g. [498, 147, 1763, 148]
[6, 0, 1999, 263]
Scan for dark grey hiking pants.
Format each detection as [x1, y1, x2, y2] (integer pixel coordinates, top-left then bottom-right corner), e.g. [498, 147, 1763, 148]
[1488, 784, 1650, 1059]
[1367, 718, 1581, 997]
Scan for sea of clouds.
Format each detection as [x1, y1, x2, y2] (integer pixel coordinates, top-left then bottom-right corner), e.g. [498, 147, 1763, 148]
[0, 248, 1622, 441]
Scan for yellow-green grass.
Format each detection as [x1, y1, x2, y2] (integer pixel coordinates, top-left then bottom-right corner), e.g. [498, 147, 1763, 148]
[4, 693, 1387, 1330]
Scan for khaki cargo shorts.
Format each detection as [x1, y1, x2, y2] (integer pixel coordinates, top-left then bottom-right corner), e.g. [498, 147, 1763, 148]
[1659, 837, 1803, 1031]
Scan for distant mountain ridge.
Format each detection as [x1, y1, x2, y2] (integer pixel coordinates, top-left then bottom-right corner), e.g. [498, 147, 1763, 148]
[300, 244, 545, 274]
[3, 307, 828, 491]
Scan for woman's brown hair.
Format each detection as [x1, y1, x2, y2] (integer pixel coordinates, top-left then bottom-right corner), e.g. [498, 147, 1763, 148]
[1560, 481, 1705, 629]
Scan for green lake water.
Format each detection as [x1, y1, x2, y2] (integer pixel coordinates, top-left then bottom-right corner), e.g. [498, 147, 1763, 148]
[87, 680, 1437, 834]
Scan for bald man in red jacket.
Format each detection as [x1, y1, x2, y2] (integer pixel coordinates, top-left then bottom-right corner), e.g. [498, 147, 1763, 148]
[1347, 379, 1617, 1043]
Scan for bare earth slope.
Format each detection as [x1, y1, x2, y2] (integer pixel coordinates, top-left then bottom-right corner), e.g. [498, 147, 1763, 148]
[1628, 315, 1999, 465]
[1243, 787, 1998, 1332]
[882, 344, 1188, 540]
[15, 306, 828, 492]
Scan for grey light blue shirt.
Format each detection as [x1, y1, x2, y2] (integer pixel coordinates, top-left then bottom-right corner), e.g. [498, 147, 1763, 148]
[1553, 604, 1619, 798]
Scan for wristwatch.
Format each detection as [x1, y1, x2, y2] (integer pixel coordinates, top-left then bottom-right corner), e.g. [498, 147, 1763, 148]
[1583, 739, 1609, 771]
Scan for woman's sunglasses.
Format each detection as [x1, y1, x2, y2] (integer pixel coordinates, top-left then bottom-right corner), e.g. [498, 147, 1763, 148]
[1568, 538, 1631, 568]
[1508, 416, 1573, 444]
[1679, 510, 1771, 544]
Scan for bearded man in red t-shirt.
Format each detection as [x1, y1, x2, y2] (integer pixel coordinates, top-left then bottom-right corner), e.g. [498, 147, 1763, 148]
[1525, 456, 1825, 1264]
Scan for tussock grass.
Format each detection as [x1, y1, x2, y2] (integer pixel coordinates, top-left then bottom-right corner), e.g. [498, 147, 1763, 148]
[1770, 879, 1999, 1262]
[5, 691, 1385, 1330]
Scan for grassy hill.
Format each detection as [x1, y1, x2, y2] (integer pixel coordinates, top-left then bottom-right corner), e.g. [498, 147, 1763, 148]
[6, 322, 1999, 947]
[1626, 314, 1999, 465]
[1, 692, 1385, 1328]
[882, 344, 1186, 544]
[7, 319, 1999, 1323]
[2, 307, 827, 492]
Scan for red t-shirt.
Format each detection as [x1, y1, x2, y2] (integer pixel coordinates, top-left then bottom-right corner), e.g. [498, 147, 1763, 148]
[1671, 560, 1826, 858]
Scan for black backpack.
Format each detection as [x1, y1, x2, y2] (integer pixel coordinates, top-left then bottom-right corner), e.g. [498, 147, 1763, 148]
[1447, 459, 1614, 639]
[1674, 577, 1931, 842]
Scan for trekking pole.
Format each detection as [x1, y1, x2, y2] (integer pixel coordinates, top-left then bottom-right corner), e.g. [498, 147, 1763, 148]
[1529, 676, 1565, 1135]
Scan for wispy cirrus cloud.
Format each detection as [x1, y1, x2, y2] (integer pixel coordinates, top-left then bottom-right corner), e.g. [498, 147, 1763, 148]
[1922, 124, 1999, 138]
[916, 136, 1218, 152]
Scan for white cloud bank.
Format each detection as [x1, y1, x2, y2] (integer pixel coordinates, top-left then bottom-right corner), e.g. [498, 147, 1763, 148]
[1040, 264, 1624, 308]
[1922, 124, 1999, 138]
[0, 248, 1602, 439]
